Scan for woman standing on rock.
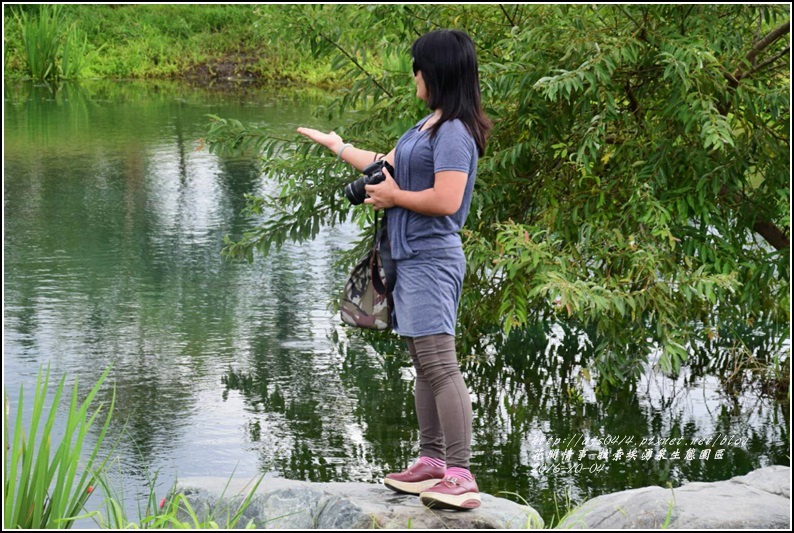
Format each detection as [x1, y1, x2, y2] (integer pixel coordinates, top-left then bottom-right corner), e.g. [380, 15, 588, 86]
[297, 29, 490, 511]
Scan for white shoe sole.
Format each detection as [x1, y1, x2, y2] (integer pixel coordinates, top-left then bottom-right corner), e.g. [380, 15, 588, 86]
[383, 477, 442, 495]
[419, 490, 481, 511]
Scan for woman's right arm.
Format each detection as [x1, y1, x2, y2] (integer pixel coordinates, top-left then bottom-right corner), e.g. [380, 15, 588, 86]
[296, 127, 394, 172]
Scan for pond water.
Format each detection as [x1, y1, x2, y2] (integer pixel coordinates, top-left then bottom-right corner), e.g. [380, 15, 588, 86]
[3, 80, 788, 526]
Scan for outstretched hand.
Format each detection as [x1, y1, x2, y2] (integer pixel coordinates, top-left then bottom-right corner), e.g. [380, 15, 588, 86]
[296, 127, 343, 154]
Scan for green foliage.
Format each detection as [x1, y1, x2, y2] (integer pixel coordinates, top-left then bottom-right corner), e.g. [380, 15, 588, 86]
[4, 5, 336, 83]
[13, 4, 99, 80]
[59, 25, 94, 79]
[15, 4, 63, 80]
[3, 365, 115, 529]
[206, 5, 790, 390]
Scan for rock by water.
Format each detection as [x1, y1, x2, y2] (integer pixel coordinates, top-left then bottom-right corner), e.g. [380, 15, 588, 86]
[557, 465, 790, 529]
[180, 466, 790, 529]
[179, 477, 543, 529]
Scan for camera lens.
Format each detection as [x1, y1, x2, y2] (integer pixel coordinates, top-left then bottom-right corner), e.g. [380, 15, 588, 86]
[343, 161, 393, 205]
[344, 177, 368, 205]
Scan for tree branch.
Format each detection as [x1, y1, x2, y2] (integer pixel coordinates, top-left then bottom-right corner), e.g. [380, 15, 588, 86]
[748, 20, 790, 63]
[719, 186, 790, 250]
[680, 5, 696, 36]
[499, 4, 516, 27]
[625, 80, 642, 125]
[721, 21, 790, 114]
[617, 5, 643, 34]
[731, 20, 791, 84]
[402, 5, 442, 36]
[753, 221, 790, 250]
[309, 24, 393, 98]
[513, 5, 523, 27]
[745, 45, 790, 78]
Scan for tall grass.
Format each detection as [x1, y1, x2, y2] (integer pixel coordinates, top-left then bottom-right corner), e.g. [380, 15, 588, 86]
[3, 365, 115, 529]
[14, 4, 95, 80]
[59, 25, 94, 79]
[15, 4, 63, 80]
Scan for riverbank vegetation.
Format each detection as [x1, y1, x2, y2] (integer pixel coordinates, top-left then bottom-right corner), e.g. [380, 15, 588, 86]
[3, 4, 336, 84]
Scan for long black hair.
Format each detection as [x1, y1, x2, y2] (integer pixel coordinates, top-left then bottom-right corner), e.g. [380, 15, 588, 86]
[411, 29, 491, 156]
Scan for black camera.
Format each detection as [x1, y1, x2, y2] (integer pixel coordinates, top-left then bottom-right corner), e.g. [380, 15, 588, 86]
[344, 160, 394, 205]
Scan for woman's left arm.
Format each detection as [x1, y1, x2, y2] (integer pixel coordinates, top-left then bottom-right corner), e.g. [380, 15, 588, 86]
[364, 167, 467, 216]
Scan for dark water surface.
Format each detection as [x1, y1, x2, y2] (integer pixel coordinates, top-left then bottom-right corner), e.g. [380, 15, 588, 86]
[3, 80, 788, 525]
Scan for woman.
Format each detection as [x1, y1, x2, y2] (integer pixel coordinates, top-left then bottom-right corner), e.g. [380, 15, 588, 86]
[297, 29, 490, 511]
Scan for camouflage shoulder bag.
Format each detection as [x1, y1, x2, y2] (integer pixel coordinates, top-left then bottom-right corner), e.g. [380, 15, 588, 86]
[340, 212, 395, 330]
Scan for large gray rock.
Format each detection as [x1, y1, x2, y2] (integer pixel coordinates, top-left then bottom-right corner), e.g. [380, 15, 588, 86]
[557, 465, 791, 529]
[179, 477, 543, 529]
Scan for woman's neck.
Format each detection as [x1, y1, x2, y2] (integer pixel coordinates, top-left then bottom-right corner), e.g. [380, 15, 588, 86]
[421, 109, 443, 131]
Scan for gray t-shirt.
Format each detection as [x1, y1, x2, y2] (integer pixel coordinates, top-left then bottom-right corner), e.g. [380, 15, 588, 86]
[387, 115, 478, 261]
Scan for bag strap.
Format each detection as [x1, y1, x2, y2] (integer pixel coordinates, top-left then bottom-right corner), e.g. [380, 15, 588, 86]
[371, 212, 389, 296]
[372, 210, 380, 246]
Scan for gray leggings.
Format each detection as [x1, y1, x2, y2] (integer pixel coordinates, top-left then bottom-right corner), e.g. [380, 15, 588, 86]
[407, 334, 472, 468]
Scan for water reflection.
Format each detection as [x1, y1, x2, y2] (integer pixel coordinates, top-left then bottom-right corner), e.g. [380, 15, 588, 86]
[4, 80, 788, 525]
[5, 79, 342, 488]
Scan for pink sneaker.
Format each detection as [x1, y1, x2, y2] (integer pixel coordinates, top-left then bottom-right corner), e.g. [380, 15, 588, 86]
[383, 461, 446, 495]
[419, 475, 481, 511]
